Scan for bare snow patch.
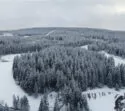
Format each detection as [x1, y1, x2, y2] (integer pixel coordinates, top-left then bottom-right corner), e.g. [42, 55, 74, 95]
[100, 51, 125, 66]
[81, 45, 88, 50]
[83, 88, 125, 111]
[46, 30, 56, 36]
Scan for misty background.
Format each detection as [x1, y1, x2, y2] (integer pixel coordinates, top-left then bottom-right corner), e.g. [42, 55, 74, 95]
[0, 0, 125, 30]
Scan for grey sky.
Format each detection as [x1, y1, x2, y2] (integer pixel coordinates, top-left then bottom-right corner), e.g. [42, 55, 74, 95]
[0, 0, 125, 30]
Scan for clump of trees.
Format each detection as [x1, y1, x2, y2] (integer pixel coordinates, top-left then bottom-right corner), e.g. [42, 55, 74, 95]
[39, 94, 49, 111]
[0, 95, 30, 111]
[39, 86, 89, 111]
[88, 42, 125, 58]
[13, 95, 30, 111]
[13, 46, 125, 95]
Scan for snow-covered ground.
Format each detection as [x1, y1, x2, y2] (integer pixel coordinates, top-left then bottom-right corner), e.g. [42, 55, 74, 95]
[81, 45, 88, 50]
[100, 51, 125, 66]
[83, 88, 125, 111]
[0, 54, 41, 111]
[81, 45, 125, 111]
[24, 35, 30, 38]
[45, 30, 56, 36]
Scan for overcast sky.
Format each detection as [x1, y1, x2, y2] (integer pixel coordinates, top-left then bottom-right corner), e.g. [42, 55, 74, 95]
[0, 0, 125, 30]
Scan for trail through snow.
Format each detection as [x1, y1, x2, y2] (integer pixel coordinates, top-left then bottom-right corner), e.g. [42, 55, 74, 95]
[45, 30, 56, 36]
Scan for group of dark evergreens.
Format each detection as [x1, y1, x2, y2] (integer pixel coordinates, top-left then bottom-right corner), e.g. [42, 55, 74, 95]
[0, 95, 29, 111]
[12, 46, 125, 111]
[13, 46, 125, 94]
[2, 28, 125, 111]
[88, 41, 125, 58]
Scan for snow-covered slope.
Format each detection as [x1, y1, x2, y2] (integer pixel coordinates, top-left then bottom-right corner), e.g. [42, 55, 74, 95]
[0, 54, 41, 111]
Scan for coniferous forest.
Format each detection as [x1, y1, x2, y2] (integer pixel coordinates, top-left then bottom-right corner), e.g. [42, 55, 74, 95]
[13, 46, 125, 94]
[1, 28, 125, 111]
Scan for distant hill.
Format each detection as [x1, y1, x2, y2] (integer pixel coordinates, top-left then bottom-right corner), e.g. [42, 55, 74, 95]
[0, 27, 125, 39]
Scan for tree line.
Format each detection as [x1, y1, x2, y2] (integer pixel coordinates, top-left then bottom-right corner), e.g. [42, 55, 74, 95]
[13, 46, 125, 94]
[0, 95, 30, 111]
[88, 41, 125, 58]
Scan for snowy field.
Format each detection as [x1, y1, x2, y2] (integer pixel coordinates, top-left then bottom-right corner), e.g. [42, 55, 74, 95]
[83, 88, 125, 111]
[0, 54, 42, 111]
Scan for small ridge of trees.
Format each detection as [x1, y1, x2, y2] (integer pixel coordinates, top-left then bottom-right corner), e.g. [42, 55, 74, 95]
[88, 42, 125, 58]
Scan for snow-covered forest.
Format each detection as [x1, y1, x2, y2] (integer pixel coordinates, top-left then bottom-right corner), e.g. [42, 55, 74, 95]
[1, 28, 125, 111]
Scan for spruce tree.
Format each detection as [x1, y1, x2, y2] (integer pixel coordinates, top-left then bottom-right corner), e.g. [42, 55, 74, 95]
[20, 96, 30, 111]
[39, 95, 49, 111]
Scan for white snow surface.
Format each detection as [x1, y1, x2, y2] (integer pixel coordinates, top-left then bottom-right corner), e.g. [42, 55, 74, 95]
[81, 45, 88, 50]
[100, 51, 125, 66]
[83, 88, 125, 111]
[45, 30, 56, 36]
[0, 54, 41, 111]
